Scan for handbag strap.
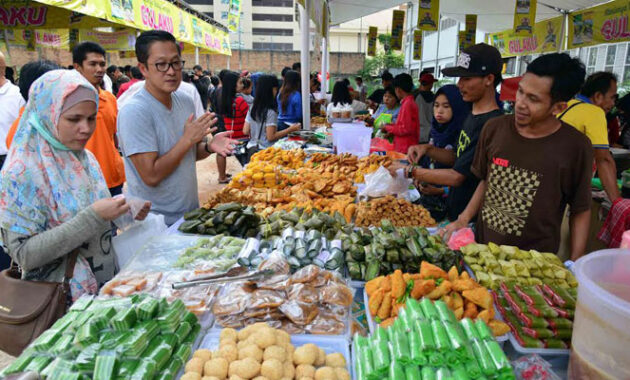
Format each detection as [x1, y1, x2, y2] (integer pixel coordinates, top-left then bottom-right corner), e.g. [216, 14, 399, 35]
[63, 250, 79, 286]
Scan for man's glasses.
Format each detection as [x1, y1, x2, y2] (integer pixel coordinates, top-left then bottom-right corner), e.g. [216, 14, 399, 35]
[154, 60, 186, 72]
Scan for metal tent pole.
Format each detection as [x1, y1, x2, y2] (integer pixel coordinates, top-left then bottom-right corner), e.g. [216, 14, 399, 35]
[299, 0, 311, 130]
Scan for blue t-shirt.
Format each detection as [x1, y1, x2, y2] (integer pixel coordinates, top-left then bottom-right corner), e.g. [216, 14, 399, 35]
[373, 103, 401, 123]
[117, 87, 198, 225]
[277, 91, 302, 124]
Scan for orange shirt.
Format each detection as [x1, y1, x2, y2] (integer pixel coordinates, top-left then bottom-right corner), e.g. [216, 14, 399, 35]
[5, 106, 24, 149]
[85, 90, 125, 188]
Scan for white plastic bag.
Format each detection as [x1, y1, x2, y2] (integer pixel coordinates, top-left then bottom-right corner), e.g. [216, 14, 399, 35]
[112, 190, 148, 232]
[358, 166, 413, 200]
[112, 213, 167, 269]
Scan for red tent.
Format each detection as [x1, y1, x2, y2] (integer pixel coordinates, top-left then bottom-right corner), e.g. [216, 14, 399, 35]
[500, 76, 523, 102]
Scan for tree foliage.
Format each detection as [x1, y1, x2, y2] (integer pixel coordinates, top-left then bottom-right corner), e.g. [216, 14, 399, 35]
[359, 33, 405, 81]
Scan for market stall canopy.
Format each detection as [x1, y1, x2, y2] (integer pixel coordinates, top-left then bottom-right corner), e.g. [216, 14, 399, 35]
[328, 0, 610, 31]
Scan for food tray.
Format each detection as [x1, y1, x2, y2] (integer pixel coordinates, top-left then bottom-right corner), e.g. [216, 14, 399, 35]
[507, 333, 570, 356]
[122, 235, 200, 271]
[363, 288, 509, 343]
[199, 331, 353, 379]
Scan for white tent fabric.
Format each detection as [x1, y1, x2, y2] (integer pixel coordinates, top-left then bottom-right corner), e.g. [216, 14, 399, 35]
[328, 0, 611, 31]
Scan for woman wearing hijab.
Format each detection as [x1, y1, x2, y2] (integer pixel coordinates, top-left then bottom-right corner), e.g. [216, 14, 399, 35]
[0, 70, 150, 300]
[416, 85, 470, 220]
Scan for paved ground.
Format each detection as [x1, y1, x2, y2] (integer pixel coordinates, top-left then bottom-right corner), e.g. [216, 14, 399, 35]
[0, 156, 242, 370]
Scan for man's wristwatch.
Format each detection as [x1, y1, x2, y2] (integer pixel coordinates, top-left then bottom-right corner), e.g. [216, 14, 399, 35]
[406, 164, 415, 179]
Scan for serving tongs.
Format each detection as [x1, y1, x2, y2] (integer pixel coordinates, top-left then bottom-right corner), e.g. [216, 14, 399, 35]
[171, 268, 275, 289]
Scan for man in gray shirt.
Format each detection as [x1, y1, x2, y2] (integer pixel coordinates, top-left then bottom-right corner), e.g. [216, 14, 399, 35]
[118, 30, 236, 225]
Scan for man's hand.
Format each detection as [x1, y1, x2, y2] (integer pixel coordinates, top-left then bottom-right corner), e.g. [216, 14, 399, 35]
[183, 112, 217, 146]
[388, 161, 407, 177]
[209, 131, 239, 157]
[417, 183, 444, 196]
[440, 218, 468, 242]
[134, 201, 152, 221]
[408, 144, 430, 164]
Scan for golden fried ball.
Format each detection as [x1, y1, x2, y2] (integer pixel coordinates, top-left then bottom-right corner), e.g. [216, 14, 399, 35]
[239, 344, 264, 362]
[334, 368, 350, 380]
[325, 353, 346, 368]
[283, 361, 295, 379]
[186, 358, 205, 374]
[263, 345, 286, 362]
[194, 349, 213, 361]
[228, 357, 261, 379]
[314, 366, 337, 380]
[217, 344, 238, 363]
[295, 364, 316, 378]
[315, 348, 326, 367]
[252, 329, 277, 349]
[261, 359, 284, 380]
[220, 328, 238, 342]
[204, 357, 229, 379]
[202, 377, 221, 380]
[293, 344, 319, 366]
[181, 373, 202, 380]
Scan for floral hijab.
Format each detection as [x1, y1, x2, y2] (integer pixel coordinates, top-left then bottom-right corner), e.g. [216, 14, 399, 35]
[0, 69, 110, 236]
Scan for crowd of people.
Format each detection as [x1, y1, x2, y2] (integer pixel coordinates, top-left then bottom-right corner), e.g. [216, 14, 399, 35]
[0, 28, 626, 299]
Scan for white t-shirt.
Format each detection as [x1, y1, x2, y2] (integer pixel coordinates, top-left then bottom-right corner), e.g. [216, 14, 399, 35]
[0, 80, 25, 155]
[102, 74, 113, 94]
[326, 100, 367, 118]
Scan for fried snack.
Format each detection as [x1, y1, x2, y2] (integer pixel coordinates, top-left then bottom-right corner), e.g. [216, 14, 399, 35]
[488, 320, 511, 336]
[447, 266, 459, 282]
[452, 278, 479, 292]
[354, 196, 436, 227]
[377, 291, 392, 320]
[365, 276, 385, 297]
[391, 270, 405, 299]
[426, 280, 452, 300]
[462, 288, 492, 310]
[463, 301, 478, 319]
[420, 262, 448, 280]
[410, 279, 436, 300]
[368, 289, 385, 316]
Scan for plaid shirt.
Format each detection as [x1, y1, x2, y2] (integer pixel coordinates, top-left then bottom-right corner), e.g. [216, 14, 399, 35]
[598, 198, 630, 248]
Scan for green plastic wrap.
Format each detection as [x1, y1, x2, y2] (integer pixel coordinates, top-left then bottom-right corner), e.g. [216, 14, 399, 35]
[182, 311, 198, 327]
[74, 321, 100, 348]
[436, 367, 451, 380]
[41, 357, 75, 378]
[161, 356, 183, 377]
[389, 361, 406, 380]
[110, 307, 137, 331]
[470, 339, 496, 377]
[430, 320, 451, 353]
[146, 337, 172, 371]
[460, 318, 481, 341]
[466, 357, 482, 379]
[420, 298, 439, 320]
[392, 325, 412, 365]
[31, 330, 60, 352]
[48, 371, 84, 380]
[483, 340, 511, 374]
[50, 334, 75, 356]
[130, 360, 157, 380]
[94, 353, 117, 380]
[354, 336, 368, 380]
[398, 307, 414, 333]
[444, 321, 466, 350]
[75, 343, 102, 372]
[406, 298, 425, 321]
[422, 366, 437, 380]
[174, 321, 192, 344]
[452, 364, 471, 380]
[25, 356, 53, 373]
[409, 326, 428, 365]
[115, 360, 139, 378]
[155, 372, 174, 380]
[435, 301, 457, 324]
[184, 323, 201, 345]
[49, 314, 75, 334]
[1, 350, 34, 374]
[172, 343, 192, 365]
[371, 337, 391, 374]
[405, 364, 422, 380]
[474, 319, 494, 341]
[374, 326, 389, 342]
[68, 310, 93, 332]
[137, 298, 159, 320]
[415, 320, 443, 367]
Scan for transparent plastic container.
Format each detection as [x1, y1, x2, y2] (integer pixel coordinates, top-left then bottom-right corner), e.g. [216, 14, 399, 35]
[332, 123, 372, 158]
[569, 249, 630, 379]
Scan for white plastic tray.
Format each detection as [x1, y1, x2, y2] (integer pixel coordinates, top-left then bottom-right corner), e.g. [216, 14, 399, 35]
[507, 333, 570, 356]
[198, 331, 353, 378]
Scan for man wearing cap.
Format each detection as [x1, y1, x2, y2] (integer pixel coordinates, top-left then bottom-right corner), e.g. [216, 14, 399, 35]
[415, 73, 437, 143]
[401, 43, 504, 221]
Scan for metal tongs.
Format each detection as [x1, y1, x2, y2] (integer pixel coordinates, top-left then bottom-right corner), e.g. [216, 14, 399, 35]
[171, 267, 275, 290]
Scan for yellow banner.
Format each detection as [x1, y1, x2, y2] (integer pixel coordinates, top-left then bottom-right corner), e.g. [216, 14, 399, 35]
[465, 14, 476, 44]
[227, 0, 241, 32]
[413, 30, 422, 60]
[79, 29, 136, 51]
[459, 30, 475, 51]
[367, 26, 377, 56]
[568, 0, 630, 49]
[3, 28, 69, 49]
[418, 0, 439, 31]
[0, 1, 108, 28]
[513, 0, 537, 36]
[34, 0, 110, 20]
[391, 10, 404, 50]
[491, 16, 563, 57]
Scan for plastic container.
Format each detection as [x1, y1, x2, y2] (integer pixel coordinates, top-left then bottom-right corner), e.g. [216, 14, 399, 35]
[332, 123, 372, 157]
[569, 249, 630, 379]
[199, 331, 353, 378]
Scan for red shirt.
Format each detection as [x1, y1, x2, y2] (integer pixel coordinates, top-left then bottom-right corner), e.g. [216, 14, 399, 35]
[117, 78, 140, 98]
[224, 96, 249, 139]
[385, 94, 420, 154]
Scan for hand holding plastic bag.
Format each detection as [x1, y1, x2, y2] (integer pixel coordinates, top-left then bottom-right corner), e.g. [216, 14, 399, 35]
[359, 166, 412, 199]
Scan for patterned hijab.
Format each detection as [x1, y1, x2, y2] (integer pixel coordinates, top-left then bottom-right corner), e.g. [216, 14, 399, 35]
[0, 69, 110, 236]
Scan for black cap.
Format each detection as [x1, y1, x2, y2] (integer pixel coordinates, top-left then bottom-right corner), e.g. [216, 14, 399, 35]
[442, 43, 503, 78]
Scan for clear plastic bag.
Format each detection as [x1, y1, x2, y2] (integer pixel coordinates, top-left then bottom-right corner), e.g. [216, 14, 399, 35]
[112, 190, 148, 232]
[359, 166, 412, 200]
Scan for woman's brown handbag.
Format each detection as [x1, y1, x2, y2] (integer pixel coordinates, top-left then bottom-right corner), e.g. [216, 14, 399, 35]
[0, 251, 77, 356]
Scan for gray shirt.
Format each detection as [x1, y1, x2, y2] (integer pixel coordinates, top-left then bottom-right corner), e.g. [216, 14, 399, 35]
[246, 109, 278, 149]
[117, 87, 198, 225]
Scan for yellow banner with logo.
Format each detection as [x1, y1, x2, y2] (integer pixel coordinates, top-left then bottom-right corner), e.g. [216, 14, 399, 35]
[568, 0, 630, 49]
[79, 29, 136, 51]
[228, 0, 242, 32]
[465, 14, 476, 45]
[367, 26, 377, 56]
[459, 30, 475, 51]
[490, 15, 563, 57]
[418, 0, 439, 31]
[413, 30, 422, 60]
[0, 0, 109, 28]
[513, 0, 537, 36]
[3, 28, 69, 49]
[391, 10, 404, 50]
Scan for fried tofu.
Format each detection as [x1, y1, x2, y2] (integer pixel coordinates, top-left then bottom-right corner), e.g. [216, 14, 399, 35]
[462, 287, 492, 310]
[391, 270, 405, 299]
[420, 262, 448, 280]
[411, 279, 436, 300]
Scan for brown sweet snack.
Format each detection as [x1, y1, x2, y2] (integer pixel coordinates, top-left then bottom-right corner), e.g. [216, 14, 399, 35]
[290, 266, 321, 284]
[320, 283, 353, 307]
[288, 284, 319, 304]
[279, 300, 319, 325]
[249, 290, 285, 309]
